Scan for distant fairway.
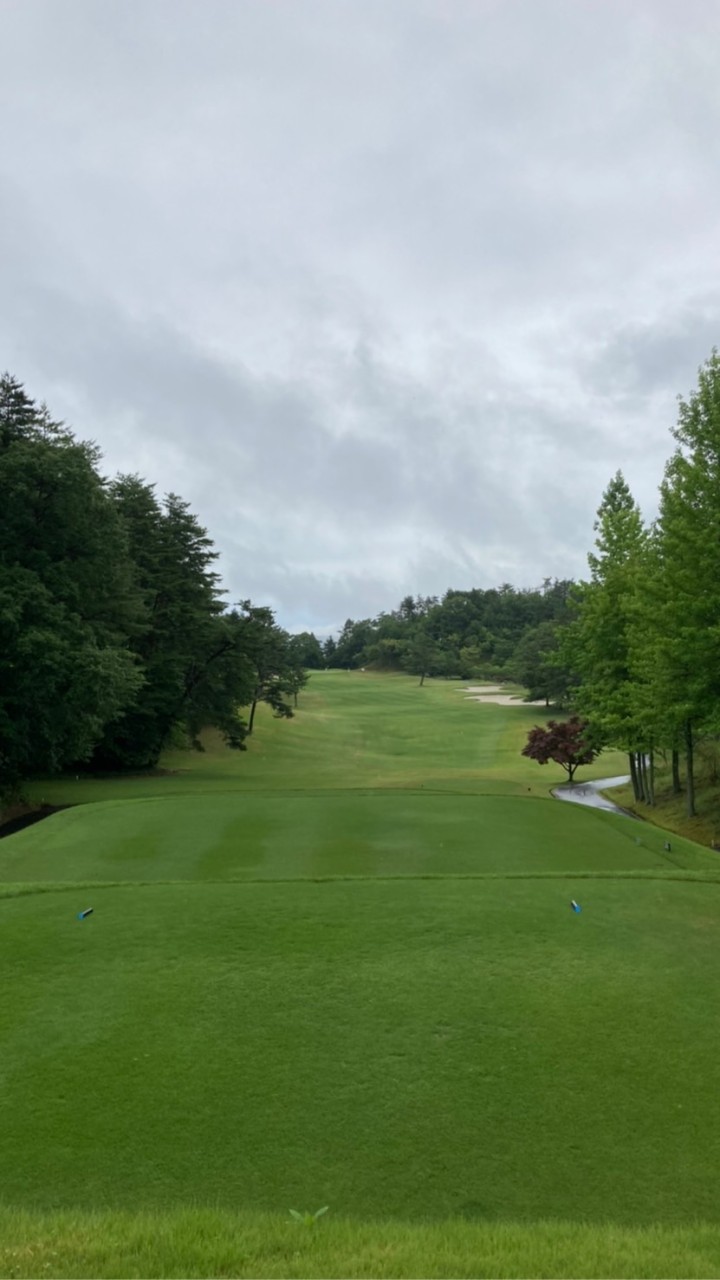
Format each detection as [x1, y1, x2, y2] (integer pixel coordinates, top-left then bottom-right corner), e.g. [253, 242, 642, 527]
[23, 670, 625, 801]
[2, 673, 720, 1276]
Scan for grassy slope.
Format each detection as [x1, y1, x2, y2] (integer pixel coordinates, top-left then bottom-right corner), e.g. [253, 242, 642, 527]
[2, 674, 720, 1277]
[608, 754, 720, 849]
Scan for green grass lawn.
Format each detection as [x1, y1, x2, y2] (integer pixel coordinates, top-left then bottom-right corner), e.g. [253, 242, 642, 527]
[24, 670, 626, 803]
[2, 673, 720, 1277]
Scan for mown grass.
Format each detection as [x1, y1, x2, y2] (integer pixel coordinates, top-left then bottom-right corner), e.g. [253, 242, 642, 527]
[4, 789, 716, 883]
[1, 673, 719, 1277]
[23, 672, 628, 806]
[3, 872, 720, 1226]
[3, 1207, 720, 1279]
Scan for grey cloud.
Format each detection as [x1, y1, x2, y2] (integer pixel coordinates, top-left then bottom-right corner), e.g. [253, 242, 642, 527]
[2, 1, 720, 631]
[584, 301, 720, 399]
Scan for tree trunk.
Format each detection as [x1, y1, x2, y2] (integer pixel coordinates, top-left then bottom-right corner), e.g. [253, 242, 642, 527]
[685, 719, 696, 818]
[639, 751, 654, 806]
[648, 748, 655, 807]
[567, 763, 576, 784]
[248, 698, 258, 734]
[419, 671, 426, 687]
[629, 752, 640, 802]
[633, 751, 647, 802]
[671, 747, 681, 794]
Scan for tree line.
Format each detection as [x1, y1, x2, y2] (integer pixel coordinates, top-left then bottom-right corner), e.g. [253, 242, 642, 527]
[0, 375, 308, 801]
[556, 349, 720, 818]
[319, 580, 575, 697]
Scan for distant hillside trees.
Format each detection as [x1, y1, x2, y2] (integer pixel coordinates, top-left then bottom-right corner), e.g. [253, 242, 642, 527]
[288, 631, 325, 670]
[325, 583, 575, 692]
[508, 620, 569, 705]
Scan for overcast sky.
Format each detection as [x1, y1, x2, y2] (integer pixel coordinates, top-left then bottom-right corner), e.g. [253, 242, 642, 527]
[2, 1, 719, 634]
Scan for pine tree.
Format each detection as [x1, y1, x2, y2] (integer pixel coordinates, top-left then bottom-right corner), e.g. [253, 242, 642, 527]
[562, 472, 649, 796]
[91, 480, 248, 768]
[648, 350, 720, 815]
[0, 375, 142, 795]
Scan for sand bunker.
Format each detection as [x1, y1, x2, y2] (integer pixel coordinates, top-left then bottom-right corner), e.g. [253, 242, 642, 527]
[461, 684, 548, 707]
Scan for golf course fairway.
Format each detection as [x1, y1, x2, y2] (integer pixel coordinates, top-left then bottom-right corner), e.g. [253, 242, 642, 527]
[2, 671, 720, 1278]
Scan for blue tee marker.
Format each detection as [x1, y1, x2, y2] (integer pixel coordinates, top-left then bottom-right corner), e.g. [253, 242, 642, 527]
[570, 900, 582, 913]
[77, 907, 93, 920]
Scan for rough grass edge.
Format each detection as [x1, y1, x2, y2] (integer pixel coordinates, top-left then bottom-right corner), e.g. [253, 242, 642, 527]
[2, 1207, 720, 1279]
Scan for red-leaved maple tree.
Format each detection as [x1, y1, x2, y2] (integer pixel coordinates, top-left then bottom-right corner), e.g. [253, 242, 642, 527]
[521, 717, 598, 784]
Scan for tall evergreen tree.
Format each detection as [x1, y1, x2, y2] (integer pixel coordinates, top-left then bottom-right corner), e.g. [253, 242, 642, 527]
[90, 480, 250, 768]
[562, 472, 649, 796]
[647, 350, 720, 815]
[0, 375, 143, 795]
[234, 603, 300, 733]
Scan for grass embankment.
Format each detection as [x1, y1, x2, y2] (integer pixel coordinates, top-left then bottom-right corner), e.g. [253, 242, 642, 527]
[1, 673, 720, 1277]
[608, 744, 720, 848]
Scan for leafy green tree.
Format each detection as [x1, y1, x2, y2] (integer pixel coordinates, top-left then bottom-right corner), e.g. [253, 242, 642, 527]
[510, 620, 569, 705]
[397, 594, 418, 623]
[179, 608, 258, 751]
[235, 603, 300, 734]
[0, 572, 143, 794]
[288, 631, 324, 670]
[91, 479, 250, 768]
[322, 635, 337, 666]
[457, 644, 486, 680]
[562, 472, 650, 798]
[363, 636, 407, 670]
[645, 350, 720, 815]
[621, 530, 683, 806]
[0, 375, 143, 795]
[333, 618, 376, 668]
[285, 664, 310, 708]
[401, 624, 450, 685]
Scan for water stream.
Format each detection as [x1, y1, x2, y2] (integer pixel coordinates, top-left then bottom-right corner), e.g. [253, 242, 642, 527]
[552, 775, 633, 816]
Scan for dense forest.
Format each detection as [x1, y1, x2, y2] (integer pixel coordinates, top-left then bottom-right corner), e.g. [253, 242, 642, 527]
[315, 580, 573, 694]
[2, 350, 720, 818]
[561, 349, 720, 819]
[0, 375, 308, 800]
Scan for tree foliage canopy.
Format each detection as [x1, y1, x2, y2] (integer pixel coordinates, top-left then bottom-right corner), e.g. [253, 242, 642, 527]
[521, 718, 599, 784]
[0, 375, 307, 797]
